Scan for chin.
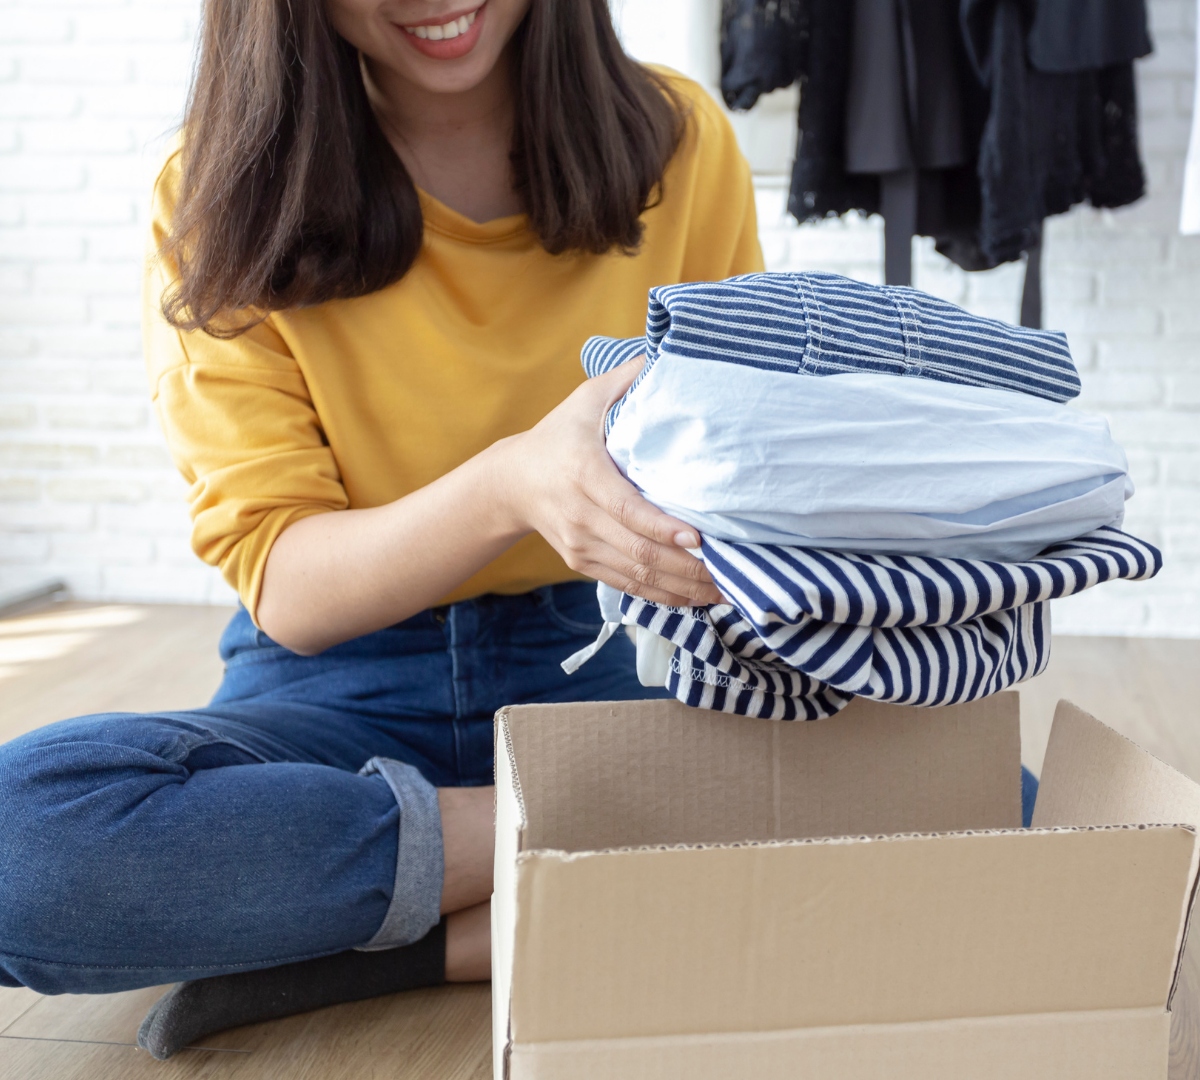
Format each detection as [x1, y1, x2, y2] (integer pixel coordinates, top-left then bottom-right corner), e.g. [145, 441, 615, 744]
[390, 48, 503, 95]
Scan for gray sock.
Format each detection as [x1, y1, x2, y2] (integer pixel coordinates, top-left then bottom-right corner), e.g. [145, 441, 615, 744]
[137, 919, 447, 1059]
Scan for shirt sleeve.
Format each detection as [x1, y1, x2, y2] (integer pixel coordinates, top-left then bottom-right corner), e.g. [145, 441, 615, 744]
[726, 164, 766, 278]
[143, 151, 348, 621]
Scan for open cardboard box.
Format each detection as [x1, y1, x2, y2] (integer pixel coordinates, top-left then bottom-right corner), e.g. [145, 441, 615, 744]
[492, 694, 1200, 1079]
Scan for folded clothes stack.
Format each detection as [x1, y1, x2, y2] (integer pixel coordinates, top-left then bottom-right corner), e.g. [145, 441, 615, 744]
[564, 272, 1162, 720]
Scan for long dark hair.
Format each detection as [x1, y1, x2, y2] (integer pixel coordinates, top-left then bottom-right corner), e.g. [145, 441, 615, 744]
[161, 0, 687, 337]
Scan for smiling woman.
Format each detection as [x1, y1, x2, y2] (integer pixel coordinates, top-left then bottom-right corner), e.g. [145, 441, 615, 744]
[399, 4, 481, 52]
[0, 0, 763, 1060]
[163, 0, 687, 336]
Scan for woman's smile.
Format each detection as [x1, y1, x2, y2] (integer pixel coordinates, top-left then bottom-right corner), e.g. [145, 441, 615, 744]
[398, 2, 486, 59]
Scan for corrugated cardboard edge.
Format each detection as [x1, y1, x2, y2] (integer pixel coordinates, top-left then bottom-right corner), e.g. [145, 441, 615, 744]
[1169, 834, 1200, 1012]
[511, 820, 1196, 861]
[507, 1007, 1167, 1080]
[1034, 700, 1200, 1010]
[494, 710, 526, 1080]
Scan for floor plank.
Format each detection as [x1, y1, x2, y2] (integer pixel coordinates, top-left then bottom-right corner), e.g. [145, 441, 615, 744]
[0, 602, 232, 745]
[0, 986, 41, 1033]
[0, 983, 491, 1080]
[0, 1039, 165, 1080]
[3, 985, 225, 1046]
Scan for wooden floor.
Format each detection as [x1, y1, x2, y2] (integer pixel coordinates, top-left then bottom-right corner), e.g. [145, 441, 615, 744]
[0, 602, 491, 1079]
[0, 600, 1197, 1078]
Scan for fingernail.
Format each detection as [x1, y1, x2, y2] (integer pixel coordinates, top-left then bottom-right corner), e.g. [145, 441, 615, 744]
[674, 530, 699, 547]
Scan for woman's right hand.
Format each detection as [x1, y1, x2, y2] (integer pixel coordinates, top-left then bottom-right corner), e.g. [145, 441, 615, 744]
[493, 359, 723, 608]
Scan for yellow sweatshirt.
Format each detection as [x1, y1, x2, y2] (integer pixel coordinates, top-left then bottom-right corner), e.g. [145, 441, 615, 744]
[143, 71, 764, 620]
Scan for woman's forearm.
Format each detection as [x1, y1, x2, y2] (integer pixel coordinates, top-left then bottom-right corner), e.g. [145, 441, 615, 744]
[257, 361, 722, 656]
[257, 438, 527, 655]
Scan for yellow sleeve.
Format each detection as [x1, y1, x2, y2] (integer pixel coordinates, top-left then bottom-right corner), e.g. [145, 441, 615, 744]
[143, 150, 347, 621]
[697, 93, 766, 279]
[724, 156, 766, 278]
[659, 70, 766, 281]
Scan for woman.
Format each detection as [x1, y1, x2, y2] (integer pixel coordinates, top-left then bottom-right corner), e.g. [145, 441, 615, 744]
[0, 0, 761, 1057]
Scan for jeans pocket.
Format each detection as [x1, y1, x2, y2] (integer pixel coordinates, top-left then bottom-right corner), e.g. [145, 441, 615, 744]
[541, 584, 604, 635]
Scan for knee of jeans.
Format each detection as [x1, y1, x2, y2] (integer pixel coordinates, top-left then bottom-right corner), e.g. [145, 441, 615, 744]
[0, 735, 71, 958]
[0, 719, 190, 963]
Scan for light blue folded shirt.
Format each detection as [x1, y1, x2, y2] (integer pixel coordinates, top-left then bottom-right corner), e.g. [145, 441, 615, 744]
[605, 357, 1129, 562]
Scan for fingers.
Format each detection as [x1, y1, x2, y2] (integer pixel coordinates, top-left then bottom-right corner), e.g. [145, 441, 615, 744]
[585, 563, 704, 608]
[587, 461, 702, 552]
[583, 538, 724, 607]
[618, 535, 721, 601]
[570, 452, 723, 604]
[605, 491, 701, 552]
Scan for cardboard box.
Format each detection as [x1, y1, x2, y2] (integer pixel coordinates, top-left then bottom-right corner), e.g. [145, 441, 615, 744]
[492, 694, 1200, 1079]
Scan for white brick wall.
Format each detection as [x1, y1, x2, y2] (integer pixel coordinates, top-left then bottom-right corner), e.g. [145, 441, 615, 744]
[0, 0, 233, 604]
[2, 0, 1199, 635]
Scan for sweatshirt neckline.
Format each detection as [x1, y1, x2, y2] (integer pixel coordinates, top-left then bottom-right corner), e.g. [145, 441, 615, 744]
[418, 189, 529, 244]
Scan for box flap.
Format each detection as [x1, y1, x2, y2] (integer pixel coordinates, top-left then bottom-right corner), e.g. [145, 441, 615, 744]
[502, 694, 1021, 853]
[509, 825, 1196, 1043]
[1033, 699, 1200, 1009]
[1034, 700, 1200, 830]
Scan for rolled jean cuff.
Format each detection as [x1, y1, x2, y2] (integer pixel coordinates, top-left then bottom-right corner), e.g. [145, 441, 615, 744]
[355, 757, 444, 951]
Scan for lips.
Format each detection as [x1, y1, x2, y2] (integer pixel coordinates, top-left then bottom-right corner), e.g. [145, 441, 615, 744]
[398, 3, 486, 60]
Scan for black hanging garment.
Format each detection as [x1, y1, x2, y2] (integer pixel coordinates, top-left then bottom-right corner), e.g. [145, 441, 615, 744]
[842, 0, 979, 286]
[719, 0, 1153, 324]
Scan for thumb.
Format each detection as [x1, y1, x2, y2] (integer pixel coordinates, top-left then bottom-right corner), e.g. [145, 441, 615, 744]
[592, 354, 646, 412]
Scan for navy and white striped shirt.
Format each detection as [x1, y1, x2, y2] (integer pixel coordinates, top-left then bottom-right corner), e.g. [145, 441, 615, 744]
[613, 527, 1161, 720]
[582, 271, 1082, 434]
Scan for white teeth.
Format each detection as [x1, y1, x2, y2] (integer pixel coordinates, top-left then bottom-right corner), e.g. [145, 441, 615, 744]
[403, 8, 478, 40]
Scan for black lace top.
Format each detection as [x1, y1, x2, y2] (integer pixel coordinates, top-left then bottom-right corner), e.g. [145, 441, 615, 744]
[719, 0, 1151, 269]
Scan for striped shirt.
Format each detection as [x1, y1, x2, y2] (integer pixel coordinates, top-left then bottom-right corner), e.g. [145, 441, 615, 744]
[610, 527, 1161, 720]
[582, 271, 1082, 434]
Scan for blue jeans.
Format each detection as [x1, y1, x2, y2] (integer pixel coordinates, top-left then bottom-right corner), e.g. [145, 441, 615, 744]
[0, 582, 1039, 995]
[0, 583, 668, 995]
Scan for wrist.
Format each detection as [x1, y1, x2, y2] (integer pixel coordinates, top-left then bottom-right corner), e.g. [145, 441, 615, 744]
[476, 434, 531, 541]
